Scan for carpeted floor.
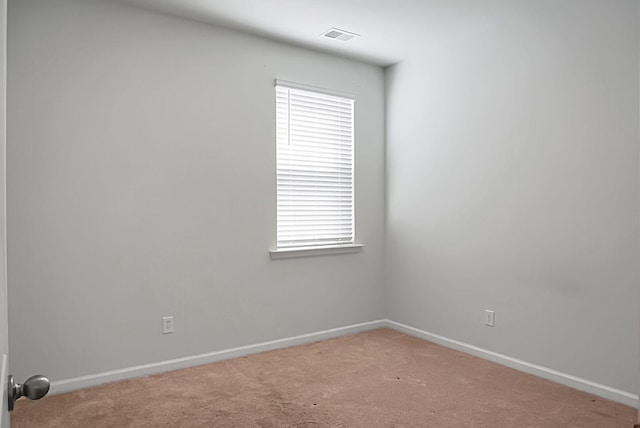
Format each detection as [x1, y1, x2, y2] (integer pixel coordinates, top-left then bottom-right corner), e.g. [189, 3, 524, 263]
[11, 328, 636, 427]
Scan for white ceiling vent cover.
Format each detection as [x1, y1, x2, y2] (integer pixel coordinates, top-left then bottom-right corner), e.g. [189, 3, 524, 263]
[321, 28, 359, 42]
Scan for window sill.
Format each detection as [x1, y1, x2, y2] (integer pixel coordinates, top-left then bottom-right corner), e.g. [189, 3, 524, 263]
[269, 244, 365, 259]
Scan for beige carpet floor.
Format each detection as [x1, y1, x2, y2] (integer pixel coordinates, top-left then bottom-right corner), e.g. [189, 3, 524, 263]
[11, 328, 636, 427]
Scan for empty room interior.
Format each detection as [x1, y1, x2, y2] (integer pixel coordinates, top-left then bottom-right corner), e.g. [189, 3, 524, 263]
[2, 0, 640, 426]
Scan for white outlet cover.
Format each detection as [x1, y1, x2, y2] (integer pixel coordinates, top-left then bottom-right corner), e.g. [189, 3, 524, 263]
[484, 310, 495, 327]
[162, 316, 174, 334]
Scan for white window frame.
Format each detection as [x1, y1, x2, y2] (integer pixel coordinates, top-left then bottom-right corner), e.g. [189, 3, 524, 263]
[270, 80, 363, 259]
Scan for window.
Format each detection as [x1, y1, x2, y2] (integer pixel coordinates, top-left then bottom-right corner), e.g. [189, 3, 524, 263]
[272, 81, 361, 256]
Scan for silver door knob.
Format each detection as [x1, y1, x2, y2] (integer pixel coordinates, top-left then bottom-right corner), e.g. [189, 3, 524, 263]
[7, 374, 50, 411]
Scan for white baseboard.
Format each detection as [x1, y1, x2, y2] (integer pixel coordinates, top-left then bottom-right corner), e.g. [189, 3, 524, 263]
[51, 319, 387, 395]
[51, 318, 639, 409]
[383, 319, 639, 408]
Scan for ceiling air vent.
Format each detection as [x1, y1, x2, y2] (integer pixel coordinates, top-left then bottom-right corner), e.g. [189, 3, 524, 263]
[321, 28, 359, 42]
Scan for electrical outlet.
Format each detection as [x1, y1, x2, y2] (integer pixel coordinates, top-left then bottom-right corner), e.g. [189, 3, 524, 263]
[162, 316, 174, 334]
[484, 310, 495, 327]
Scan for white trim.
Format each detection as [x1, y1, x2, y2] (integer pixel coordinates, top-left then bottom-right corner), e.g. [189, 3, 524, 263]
[383, 319, 639, 408]
[0, 0, 7, 423]
[49, 319, 639, 409]
[270, 243, 364, 259]
[50, 319, 386, 395]
[0, 354, 6, 425]
[274, 79, 356, 101]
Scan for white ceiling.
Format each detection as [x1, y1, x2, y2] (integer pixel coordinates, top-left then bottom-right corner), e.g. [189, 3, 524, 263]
[114, 0, 482, 67]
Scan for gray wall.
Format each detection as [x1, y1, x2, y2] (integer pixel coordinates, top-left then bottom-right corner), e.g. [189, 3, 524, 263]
[385, 0, 640, 394]
[7, 0, 385, 382]
[7, 0, 640, 403]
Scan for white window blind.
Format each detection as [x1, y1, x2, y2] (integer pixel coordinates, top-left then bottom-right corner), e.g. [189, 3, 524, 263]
[275, 83, 355, 249]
